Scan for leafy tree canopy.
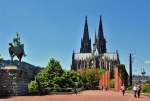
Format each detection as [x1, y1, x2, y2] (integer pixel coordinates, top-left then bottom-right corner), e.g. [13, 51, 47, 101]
[28, 59, 106, 94]
[117, 64, 128, 86]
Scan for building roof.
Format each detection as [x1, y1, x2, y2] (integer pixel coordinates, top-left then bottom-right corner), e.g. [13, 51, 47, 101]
[74, 53, 92, 60]
[74, 52, 118, 61]
[102, 53, 118, 61]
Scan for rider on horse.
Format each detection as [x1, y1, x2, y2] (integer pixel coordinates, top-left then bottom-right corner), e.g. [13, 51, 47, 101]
[9, 33, 26, 64]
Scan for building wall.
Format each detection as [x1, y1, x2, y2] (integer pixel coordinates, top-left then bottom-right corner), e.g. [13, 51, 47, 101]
[72, 55, 118, 79]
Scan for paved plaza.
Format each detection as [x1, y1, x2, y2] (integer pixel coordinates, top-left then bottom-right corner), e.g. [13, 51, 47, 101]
[0, 90, 149, 101]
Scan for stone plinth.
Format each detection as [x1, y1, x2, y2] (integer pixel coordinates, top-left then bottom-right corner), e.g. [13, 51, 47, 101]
[0, 65, 29, 96]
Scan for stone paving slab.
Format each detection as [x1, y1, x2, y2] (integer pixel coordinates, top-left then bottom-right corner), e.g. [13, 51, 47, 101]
[0, 90, 149, 101]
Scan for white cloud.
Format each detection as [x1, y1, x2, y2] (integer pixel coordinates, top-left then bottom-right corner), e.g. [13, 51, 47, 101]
[144, 60, 150, 64]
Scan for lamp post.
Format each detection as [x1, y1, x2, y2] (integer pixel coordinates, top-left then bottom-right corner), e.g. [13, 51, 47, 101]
[129, 53, 133, 85]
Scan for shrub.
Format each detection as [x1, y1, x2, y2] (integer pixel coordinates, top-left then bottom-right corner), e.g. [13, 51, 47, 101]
[142, 83, 150, 93]
[127, 85, 133, 90]
[109, 79, 115, 88]
[28, 80, 39, 94]
[28, 58, 84, 94]
[79, 68, 104, 89]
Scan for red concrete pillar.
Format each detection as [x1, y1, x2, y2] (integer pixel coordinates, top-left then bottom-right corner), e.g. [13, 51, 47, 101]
[99, 73, 104, 89]
[114, 65, 122, 91]
[104, 72, 107, 88]
[119, 76, 122, 90]
[99, 72, 107, 90]
[107, 71, 110, 89]
[103, 73, 105, 88]
[115, 66, 119, 91]
[106, 71, 108, 89]
[99, 70, 111, 90]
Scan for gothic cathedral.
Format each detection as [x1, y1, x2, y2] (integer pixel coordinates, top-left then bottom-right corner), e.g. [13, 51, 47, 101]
[71, 16, 120, 78]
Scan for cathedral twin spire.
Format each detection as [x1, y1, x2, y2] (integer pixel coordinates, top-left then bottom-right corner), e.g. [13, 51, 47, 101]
[80, 16, 91, 53]
[80, 16, 106, 54]
[97, 16, 107, 53]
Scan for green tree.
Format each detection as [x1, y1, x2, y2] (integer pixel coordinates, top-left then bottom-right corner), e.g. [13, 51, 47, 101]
[29, 58, 107, 94]
[28, 80, 39, 94]
[59, 71, 83, 88]
[28, 58, 64, 94]
[36, 58, 63, 88]
[117, 64, 128, 86]
[29, 58, 83, 93]
[0, 54, 3, 65]
[79, 68, 104, 89]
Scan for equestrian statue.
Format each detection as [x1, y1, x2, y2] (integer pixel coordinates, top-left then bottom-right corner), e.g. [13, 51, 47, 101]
[8, 32, 26, 64]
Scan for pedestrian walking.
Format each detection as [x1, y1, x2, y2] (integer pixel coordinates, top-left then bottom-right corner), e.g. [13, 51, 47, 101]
[133, 84, 137, 98]
[74, 87, 78, 95]
[121, 84, 126, 96]
[137, 84, 141, 98]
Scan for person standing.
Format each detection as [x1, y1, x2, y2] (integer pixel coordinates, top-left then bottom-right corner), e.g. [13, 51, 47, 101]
[133, 84, 137, 98]
[137, 84, 141, 98]
[121, 84, 126, 96]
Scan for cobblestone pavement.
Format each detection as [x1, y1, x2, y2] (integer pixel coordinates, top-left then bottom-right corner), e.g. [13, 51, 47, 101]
[0, 90, 149, 101]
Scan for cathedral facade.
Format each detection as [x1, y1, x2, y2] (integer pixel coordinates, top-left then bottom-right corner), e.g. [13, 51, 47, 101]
[71, 16, 120, 78]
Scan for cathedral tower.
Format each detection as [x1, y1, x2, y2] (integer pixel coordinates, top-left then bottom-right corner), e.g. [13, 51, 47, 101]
[80, 16, 91, 53]
[97, 16, 107, 53]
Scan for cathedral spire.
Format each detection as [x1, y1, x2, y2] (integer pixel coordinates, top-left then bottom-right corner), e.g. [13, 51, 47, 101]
[83, 16, 90, 41]
[98, 16, 104, 38]
[97, 16, 107, 53]
[80, 16, 91, 53]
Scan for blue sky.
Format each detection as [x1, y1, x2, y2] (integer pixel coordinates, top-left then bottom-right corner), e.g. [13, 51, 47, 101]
[0, 0, 150, 75]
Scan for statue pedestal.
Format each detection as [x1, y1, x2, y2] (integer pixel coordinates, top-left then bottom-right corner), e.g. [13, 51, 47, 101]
[3, 65, 18, 69]
[0, 65, 28, 96]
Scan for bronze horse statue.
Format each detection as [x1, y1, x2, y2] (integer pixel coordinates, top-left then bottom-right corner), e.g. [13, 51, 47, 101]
[9, 43, 26, 64]
[8, 33, 26, 64]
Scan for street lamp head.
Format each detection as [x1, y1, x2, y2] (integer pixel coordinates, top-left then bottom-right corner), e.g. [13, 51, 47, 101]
[141, 68, 146, 76]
